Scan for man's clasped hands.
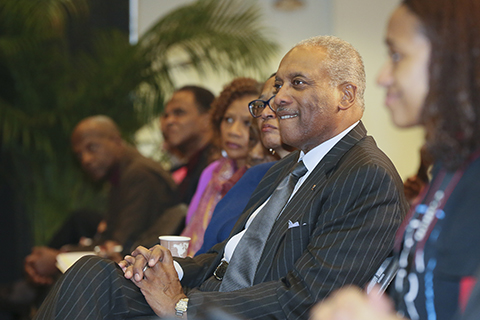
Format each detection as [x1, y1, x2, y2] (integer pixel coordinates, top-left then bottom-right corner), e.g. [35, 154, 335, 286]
[119, 245, 188, 318]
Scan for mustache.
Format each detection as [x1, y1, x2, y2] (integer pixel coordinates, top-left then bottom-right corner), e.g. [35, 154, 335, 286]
[276, 106, 296, 114]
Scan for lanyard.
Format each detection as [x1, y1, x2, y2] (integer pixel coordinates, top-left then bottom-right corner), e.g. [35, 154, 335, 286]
[395, 149, 480, 253]
[393, 150, 480, 320]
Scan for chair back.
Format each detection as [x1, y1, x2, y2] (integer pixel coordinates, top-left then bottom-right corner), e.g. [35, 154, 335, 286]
[366, 255, 399, 295]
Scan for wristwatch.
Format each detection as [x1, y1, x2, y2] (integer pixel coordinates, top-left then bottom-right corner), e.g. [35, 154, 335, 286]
[175, 297, 189, 318]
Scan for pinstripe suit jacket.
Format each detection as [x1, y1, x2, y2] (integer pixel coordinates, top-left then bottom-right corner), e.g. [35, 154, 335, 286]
[178, 122, 408, 320]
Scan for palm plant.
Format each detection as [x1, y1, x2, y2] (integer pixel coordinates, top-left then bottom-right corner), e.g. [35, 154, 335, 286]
[0, 0, 279, 245]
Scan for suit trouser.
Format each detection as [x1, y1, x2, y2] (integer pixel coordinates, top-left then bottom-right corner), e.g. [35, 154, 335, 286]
[33, 255, 157, 320]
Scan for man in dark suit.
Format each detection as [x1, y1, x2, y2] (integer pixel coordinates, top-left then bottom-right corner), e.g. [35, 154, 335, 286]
[33, 36, 408, 320]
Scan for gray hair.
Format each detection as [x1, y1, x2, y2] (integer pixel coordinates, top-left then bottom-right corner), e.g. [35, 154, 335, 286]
[295, 36, 366, 109]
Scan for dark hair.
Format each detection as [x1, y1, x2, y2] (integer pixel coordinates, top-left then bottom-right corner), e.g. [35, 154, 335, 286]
[210, 78, 261, 149]
[177, 85, 215, 114]
[403, 0, 480, 170]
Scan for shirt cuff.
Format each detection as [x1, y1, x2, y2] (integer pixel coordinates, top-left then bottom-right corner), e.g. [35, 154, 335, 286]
[173, 260, 184, 280]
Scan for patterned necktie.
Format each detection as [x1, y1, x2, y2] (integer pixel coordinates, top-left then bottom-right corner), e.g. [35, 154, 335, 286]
[219, 161, 308, 292]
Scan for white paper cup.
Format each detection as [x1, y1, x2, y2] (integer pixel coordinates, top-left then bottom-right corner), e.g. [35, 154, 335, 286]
[158, 236, 191, 258]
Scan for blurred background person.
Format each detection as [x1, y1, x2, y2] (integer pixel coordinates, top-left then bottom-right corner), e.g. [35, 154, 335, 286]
[160, 86, 215, 205]
[197, 73, 295, 255]
[67, 115, 178, 260]
[0, 115, 179, 318]
[311, 1, 480, 320]
[181, 77, 261, 256]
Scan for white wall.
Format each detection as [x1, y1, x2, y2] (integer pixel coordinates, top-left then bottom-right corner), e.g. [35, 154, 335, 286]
[135, 0, 424, 179]
[332, 0, 424, 179]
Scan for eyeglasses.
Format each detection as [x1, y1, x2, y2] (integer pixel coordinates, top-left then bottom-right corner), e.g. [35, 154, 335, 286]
[248, 95, 276, 118]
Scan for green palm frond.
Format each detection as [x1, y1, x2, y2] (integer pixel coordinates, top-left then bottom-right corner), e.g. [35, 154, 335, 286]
[0, 0, 88, 56]
[0, 0, 279, 245]
[0, 0, 88, 36]
[139, 0, 279, 94]
[0, 98, 55, 156]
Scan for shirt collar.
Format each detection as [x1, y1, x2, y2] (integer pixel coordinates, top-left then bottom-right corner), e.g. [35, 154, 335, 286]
[299, 121, 359, 173]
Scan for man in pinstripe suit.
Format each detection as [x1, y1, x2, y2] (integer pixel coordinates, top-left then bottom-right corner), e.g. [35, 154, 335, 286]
[34, 36, 408, 320]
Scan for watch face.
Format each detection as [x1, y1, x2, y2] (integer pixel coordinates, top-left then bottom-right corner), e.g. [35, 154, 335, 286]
[175, 298, 188, 317]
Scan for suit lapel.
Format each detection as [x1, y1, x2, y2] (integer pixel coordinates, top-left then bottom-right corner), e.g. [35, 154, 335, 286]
[253, 121, 368, 284]
[321, 121, 367, 175]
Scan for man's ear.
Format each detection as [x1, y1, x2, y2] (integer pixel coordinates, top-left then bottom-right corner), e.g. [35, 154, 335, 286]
[339, 83, 357, 110]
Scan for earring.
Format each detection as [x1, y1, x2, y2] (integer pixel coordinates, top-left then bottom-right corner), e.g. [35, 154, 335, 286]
[269, 148, 276, 155]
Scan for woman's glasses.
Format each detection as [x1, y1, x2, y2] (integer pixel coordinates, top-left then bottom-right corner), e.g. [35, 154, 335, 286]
[248, 95, 276, 118]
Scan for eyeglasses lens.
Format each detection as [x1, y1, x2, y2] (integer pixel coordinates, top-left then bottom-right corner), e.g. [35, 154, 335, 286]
[249, 100, 266, 118]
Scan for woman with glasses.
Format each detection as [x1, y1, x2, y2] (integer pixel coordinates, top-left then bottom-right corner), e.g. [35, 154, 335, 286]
[196, 74, 295, 255]
[249, 73, 294, 159]
[311, 1, 480, 320]
[181, 78, 261, 257]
